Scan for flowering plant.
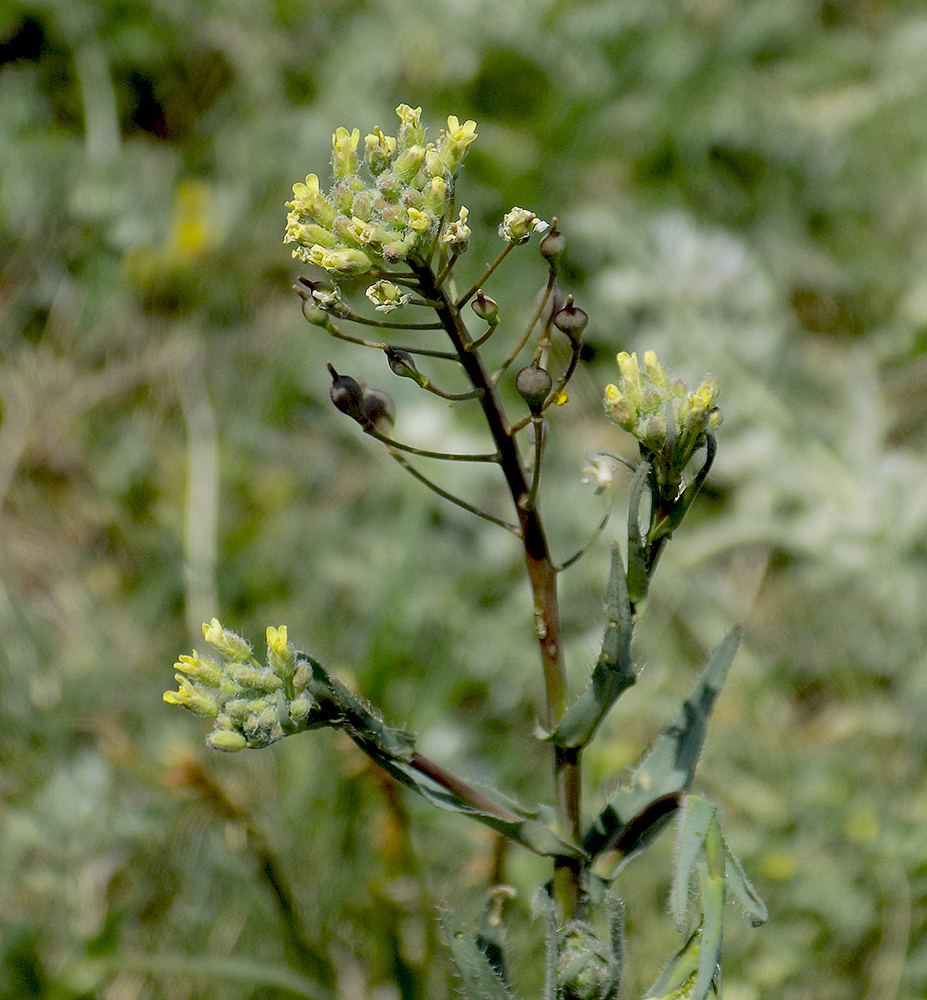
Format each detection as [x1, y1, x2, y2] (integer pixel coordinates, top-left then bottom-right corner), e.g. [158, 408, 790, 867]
[165, 105, 765, 999]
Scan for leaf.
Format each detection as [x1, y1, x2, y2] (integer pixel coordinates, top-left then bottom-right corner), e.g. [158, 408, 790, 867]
[626, 459, 652, 606]
[721, 828, 769, 927]
[299, 652, 584, 859]
[439, 905, 517, 1000]
[584, 627, 741, 861]
[645, 930, 701, 999]
[694, 863, 724, 1000]
[649, 432, 717, 544]
[545, 542, 635, 748]
[530, 889, 559, 1000]
[670, 795, 718, 931]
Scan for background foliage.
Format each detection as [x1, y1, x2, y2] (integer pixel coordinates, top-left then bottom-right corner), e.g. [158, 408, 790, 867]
[3, 0, 927, 997]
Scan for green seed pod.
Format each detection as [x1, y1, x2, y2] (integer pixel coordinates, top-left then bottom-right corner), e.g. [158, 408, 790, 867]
[470, 289, 499, 324]
[385, 347, 428, 387]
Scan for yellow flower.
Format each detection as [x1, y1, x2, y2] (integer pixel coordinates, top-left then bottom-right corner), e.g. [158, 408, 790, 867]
[439, 115, 478, 174]
[332, 126, 360, 180]
[163, 677, 219, 718]
[202, 618, 251, 660]
[266, 626, 287, 654]
[395, 104, 425, 148]
[267, 625, 297, 680]
[364, 127, 397, 174]
[442, 206, 471, 253]
[286, 173, 337, 228]
[174, 652, 223, 688]
[407, 208, 434, 234]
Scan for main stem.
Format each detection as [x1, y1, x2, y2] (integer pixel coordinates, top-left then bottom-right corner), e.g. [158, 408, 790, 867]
[410, 261, 584, 916]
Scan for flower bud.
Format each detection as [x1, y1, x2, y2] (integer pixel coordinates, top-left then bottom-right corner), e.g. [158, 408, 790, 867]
[228, 663, 284, 693]
[393, 145, 425, 183]
[516, 363, 552, 415]
[207, 729, 248, 752]
[423, 176, 450, 217]
[327, 363, 366, 421]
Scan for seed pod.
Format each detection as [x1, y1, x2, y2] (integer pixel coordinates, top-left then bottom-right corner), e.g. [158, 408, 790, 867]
[385, 347, 421, 381]
[516, 363, 553, 415]
[361, 387, 395, 429]
[327, 363, 365, 421]
[553, 296, 588, 344]
[470, 290, 499, 324]
[539, 222, 566, 267]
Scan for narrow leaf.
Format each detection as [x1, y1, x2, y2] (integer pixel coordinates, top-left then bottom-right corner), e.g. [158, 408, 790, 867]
[670, 795, 717, 931]
[721, 829, 769, 927]
[626, 459, 651, 606]
[439, 905, 516, 1000]
[546, 542, 635, 748]
[645, 930, 700, 998]
[649, 432, 717, 543]
[300, 653, 582, 858]
[606, 890, 627, 1000]
[694, 864, 724, 1000]
[530, 889, 559, 1000]
[584, 627, 741, 860]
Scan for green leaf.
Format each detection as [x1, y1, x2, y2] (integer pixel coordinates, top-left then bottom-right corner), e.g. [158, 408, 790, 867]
[530, 889, 559, 1000]
[670, 795, 718, 931]
[439, 905, 517, 1000]
[584, 627, 741, 860]
[626, 459, 652, 605]
[299, 652, 584, 859]
[694, 863, 725, 1000]
[649, 432, 717, 544]
[720, 828, 769, 927]
[545, 542, 635, 748]
[645, 930, 701, 999]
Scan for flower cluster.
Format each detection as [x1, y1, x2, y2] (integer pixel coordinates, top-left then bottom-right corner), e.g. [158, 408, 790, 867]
[163, 621, 315, 751]
[284, 105, 477, 276]
[604, 351, 722, 484]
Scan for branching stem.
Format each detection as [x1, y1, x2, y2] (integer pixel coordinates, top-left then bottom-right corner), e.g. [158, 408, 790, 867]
[387, 449, 520, 534]
[364, 426, 500, 462]
[456, 243, 516, 309]
[409, 260, 584, 918]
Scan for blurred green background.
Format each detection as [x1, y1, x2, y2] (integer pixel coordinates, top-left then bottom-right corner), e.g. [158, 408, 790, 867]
[3, 0, 927, 996]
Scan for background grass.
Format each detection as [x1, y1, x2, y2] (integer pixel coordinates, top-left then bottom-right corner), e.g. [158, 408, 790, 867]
[3, 0, 927, 997]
